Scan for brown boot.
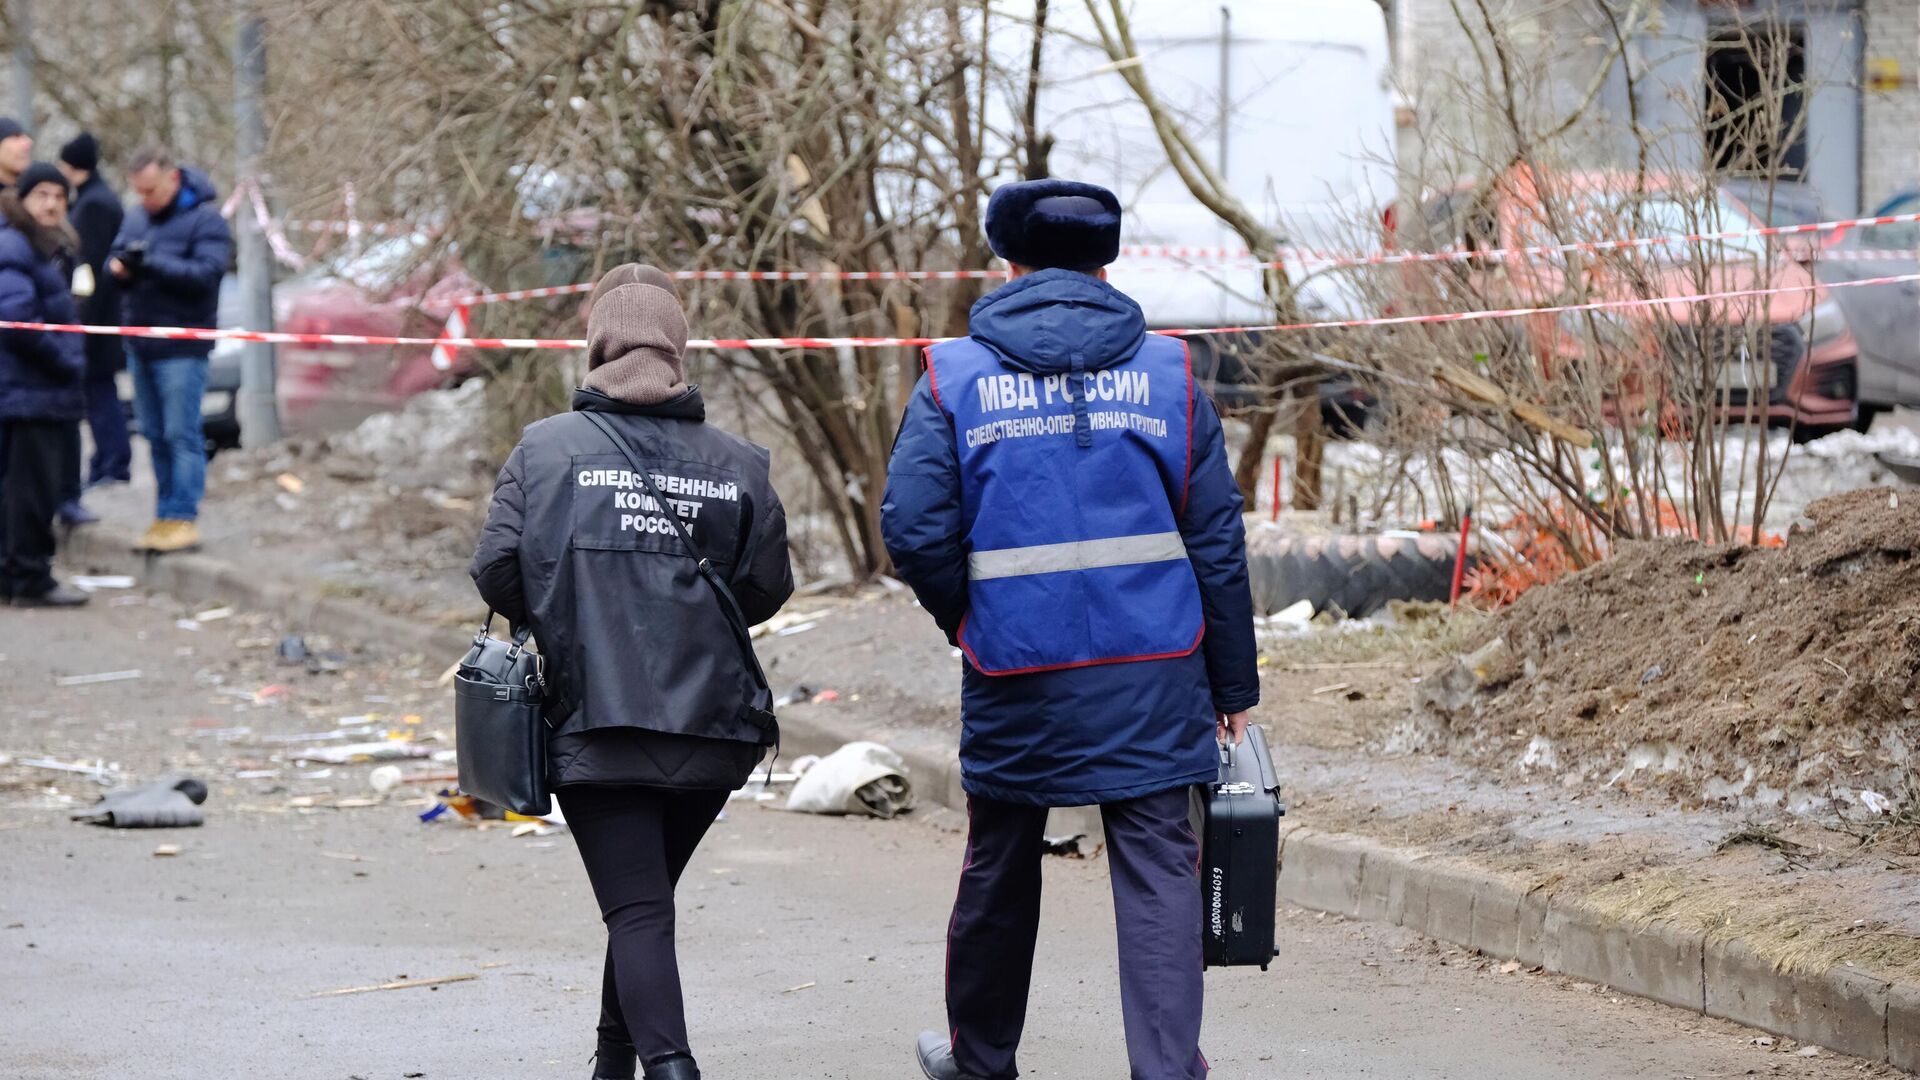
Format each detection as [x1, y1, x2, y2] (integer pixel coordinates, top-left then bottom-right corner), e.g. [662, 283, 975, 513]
[146, 520, 202, 554]
[133, 521, 167, 552]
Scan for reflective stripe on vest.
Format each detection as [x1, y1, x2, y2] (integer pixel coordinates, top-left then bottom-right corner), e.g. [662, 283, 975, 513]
[969, 531, 1188, 581]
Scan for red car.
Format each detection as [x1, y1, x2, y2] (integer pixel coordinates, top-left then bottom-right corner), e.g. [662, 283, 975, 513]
[271, 235, 484, 433]
[1396, 168, 1858, 437]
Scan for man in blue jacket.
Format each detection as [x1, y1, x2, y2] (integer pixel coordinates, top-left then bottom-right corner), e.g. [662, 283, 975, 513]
[882, 180, 1259, 1080]
[109, 146, 232, 554]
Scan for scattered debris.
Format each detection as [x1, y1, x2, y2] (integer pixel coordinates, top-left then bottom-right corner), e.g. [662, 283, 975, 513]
[781, 982, 816, 994]
[786, 742, 916, 819]
[277, 636, 310, 665]
[71, 776, 209, 828]
[1042, 834, 1103, 858]
[293, 741, 435, 765]
[194, 606, 235, 623]
[368, 765, 403, 794]
[310, 973, 478, 998]
[153, 844, 181, 857]
[16, 756, 121, 784]
[54, 669, 144, 687]
[751, 609, 831, 639]
[69, 575, 136, 591]
[275, 472, 306, 495]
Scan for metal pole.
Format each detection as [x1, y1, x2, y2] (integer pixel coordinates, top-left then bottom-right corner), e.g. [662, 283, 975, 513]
[234, 5, 281, 445]
[10, 0, 33, 131]
[1217, 5, 1231, 180]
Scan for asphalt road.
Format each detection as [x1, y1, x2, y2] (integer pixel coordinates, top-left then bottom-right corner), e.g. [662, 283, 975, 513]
[0, 587, 1903, 1080]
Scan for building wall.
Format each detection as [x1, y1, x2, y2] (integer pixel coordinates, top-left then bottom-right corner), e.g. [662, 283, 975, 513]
[1396, 0, 1911, 214]
[1861, 0, 1920, 208]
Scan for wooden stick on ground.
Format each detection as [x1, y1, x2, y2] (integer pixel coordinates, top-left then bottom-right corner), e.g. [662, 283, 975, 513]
[310, 973, 478, 998]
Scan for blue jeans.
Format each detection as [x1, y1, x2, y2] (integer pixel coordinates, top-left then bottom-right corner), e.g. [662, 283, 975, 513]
[86, 370, 133, 485]
[130, 355, 208, 521]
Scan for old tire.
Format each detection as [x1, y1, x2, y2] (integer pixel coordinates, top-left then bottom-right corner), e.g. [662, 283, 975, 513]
[1245, 530, 1465, 618]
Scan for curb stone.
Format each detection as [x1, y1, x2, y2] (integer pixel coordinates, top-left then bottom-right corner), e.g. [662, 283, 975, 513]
[67, 522, 1920, 1072]
[1705, 936, 1892, 1062]
[64, 525, 466, 660]
[1890, 981, 1920, 1072]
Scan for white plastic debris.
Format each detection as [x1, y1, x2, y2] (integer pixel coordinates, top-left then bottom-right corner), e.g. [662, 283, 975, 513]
[1268, 599, 1315, 630]
[785, 742, 915, 819]
[1858, 789, 1892, 816]
[368, 765, 404, 794]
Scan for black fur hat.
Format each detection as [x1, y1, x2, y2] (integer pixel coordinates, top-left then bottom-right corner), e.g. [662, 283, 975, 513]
[985, 179, 1123, 271]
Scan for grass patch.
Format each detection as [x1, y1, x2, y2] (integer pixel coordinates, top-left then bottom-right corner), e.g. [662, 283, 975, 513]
[1265, 602, 1489, 669]
[1582, 871, 1920, 982]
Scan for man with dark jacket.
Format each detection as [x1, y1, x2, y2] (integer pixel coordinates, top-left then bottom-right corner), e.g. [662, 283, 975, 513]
[882, 179, 1259, 1080]
[109, 146, 231, 554]
[59, 133, 130, 493]
[0, 162, 90, 606]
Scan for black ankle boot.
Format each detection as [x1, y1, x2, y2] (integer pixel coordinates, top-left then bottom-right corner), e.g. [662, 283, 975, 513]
[590, 1039, 636, 1080]
[642, 1055, 700, 1080]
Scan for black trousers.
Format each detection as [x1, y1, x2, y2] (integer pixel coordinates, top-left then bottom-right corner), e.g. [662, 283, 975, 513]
[562, 784, 730, 1068]
[0, 419, 69, 599]
[946, 787, 1208, 1080]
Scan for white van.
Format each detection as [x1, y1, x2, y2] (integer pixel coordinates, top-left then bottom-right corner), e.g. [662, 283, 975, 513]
[987, 0, 1397, 334]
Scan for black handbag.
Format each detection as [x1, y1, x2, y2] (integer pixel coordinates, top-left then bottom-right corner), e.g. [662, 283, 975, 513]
[580, 410, 778, 746]
[453, 613, 552, 816]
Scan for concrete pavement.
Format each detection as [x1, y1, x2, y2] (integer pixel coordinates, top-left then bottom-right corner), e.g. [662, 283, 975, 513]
[0, 591, 1905, 1079]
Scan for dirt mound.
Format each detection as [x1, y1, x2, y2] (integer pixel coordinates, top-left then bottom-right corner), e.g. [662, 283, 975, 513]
[1423, 488, 1920, 815]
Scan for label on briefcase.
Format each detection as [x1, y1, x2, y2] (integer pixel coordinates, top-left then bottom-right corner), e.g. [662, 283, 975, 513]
[1202, 724, 1284, 970]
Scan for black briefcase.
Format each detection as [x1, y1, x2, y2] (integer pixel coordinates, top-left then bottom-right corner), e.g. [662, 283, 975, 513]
[1202, 724, 1285, 970]
[453, 613, 552, 817]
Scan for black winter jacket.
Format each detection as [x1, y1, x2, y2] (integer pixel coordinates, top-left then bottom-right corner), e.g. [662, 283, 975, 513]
[68, 173, 125, 379]
[471, 387, 793, 789]
[0, 223, 85, 422]
[111, 167, 231, 361]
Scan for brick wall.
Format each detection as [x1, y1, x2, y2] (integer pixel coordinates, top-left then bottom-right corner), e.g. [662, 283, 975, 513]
[1861, 0, 1920, 208]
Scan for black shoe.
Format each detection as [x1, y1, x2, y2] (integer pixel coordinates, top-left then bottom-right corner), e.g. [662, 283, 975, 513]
[590, 1039, 636, 1080]
[916, 1032, 986, 1080]
[13, 584, 90, 608]
[641, 1056, 699, 1080]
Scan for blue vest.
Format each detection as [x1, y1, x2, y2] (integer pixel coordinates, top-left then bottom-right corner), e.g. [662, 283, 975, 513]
[926, 333, 1205, 675]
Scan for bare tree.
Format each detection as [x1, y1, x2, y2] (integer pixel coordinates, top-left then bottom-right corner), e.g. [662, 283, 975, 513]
[1077, 0, 1329, 509]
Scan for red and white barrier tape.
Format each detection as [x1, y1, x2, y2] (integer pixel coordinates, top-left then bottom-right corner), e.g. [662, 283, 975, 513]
[429, 305, 471, 371]
[282, 219, 403, 237]
[244, 181, 307, 272]
[12, 271, 1918, 352]
[428, 212, 1920, 310]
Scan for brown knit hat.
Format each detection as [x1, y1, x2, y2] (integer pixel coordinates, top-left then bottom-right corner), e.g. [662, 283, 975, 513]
[582, 283, 690, 405]
[581, 263, 677, 324]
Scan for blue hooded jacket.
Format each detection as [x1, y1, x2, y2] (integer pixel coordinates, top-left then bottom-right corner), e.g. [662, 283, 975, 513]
[111, 167, 232, 360]
[0, 223, 85, 422]
[882, 269, 1260, 806]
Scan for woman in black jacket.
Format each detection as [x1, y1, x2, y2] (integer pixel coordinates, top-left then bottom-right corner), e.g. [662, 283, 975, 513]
[471, 266, 793, 1080]
[0, 163, 88, 606]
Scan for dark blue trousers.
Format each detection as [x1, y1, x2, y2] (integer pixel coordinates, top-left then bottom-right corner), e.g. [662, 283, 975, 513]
[945, 787, 1207, 1080]
[84, 371, 133, 486]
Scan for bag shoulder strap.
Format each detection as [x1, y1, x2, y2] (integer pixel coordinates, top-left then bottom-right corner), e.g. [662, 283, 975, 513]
[579, 410, 770, 692]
